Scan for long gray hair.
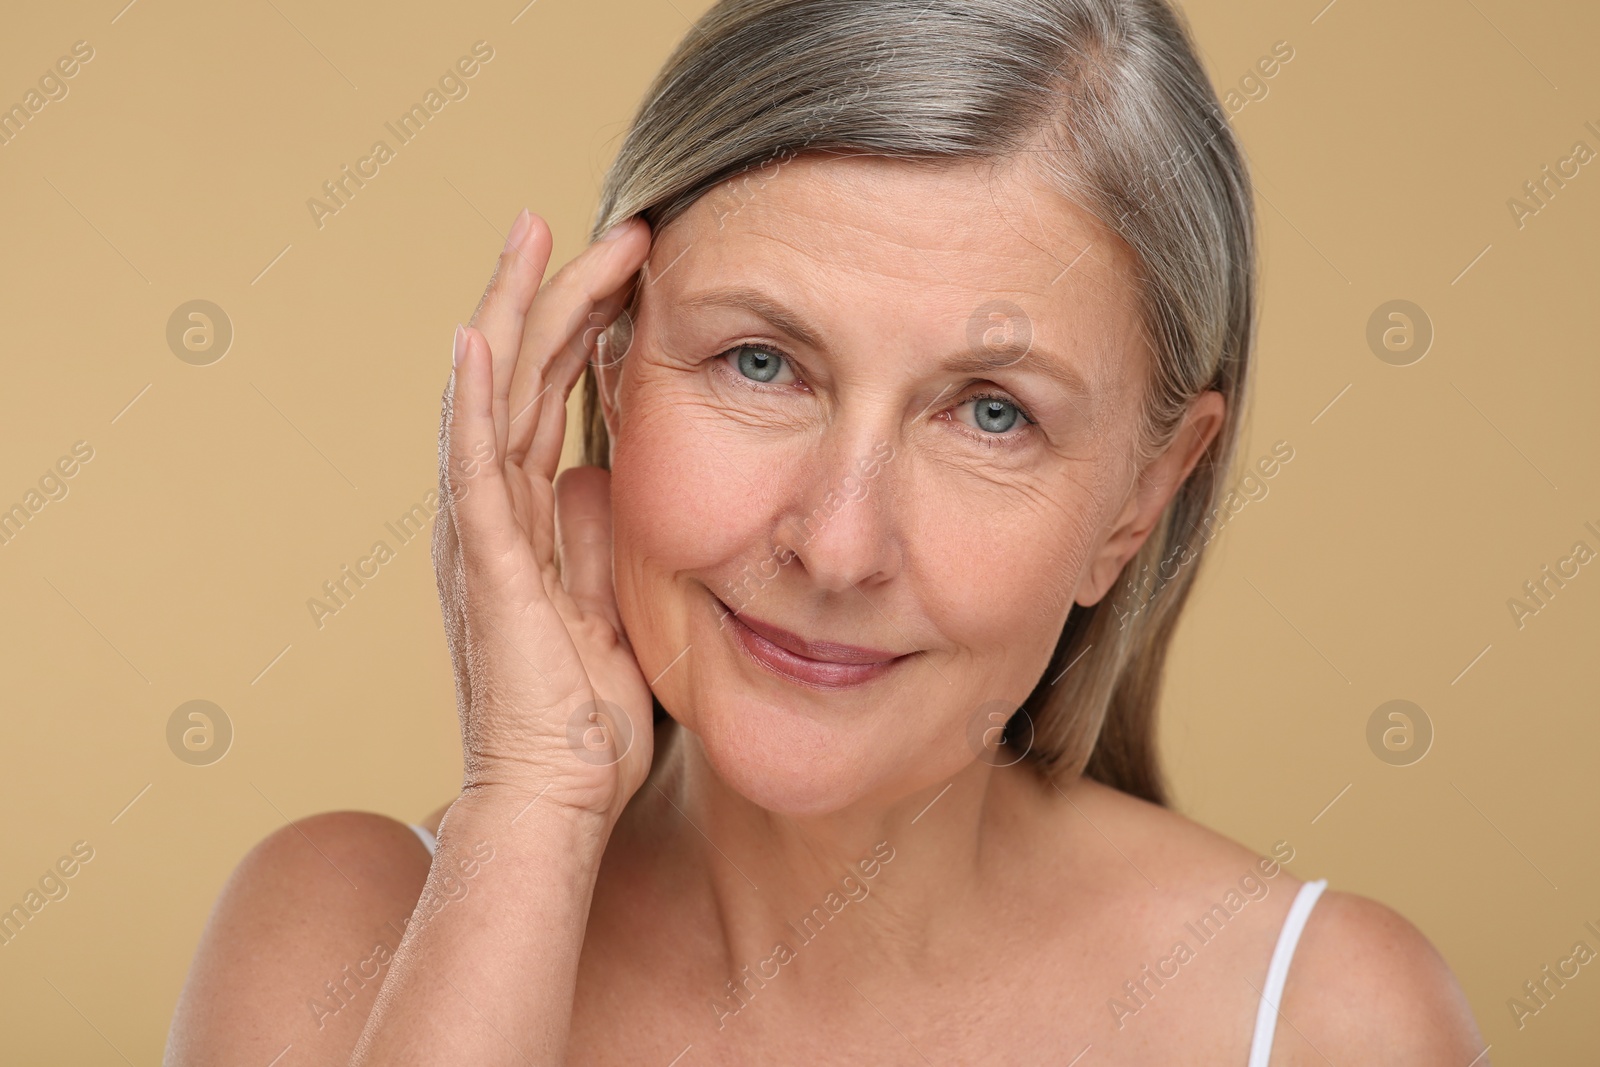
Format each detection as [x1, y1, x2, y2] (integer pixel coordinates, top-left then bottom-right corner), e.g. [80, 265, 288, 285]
[581, 0, 1257, 805]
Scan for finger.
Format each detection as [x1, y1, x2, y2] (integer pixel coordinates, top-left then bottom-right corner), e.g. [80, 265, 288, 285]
[525, 286, 633, 481]
[506, 222, 647, 463]
[469, 210, 556, 450]
[505, 218, 651, 463]
[554, 465, 619, 630]
[444, 324, 529, 572]
[430, 508, 475, 714]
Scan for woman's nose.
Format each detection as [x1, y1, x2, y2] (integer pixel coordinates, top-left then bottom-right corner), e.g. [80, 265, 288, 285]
[769, 440, 903, 594]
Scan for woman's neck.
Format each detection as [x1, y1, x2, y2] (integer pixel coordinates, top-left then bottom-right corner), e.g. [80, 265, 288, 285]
[614, 722, 1049, 977]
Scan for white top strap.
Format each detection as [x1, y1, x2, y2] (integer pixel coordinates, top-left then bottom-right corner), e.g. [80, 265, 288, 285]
[409, 822, 438, 857]
[1247, 878, 1328, 1067]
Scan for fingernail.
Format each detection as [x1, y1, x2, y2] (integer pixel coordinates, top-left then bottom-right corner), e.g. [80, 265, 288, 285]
[503, 208, 531, 253]
[598, 217, 635, 242]
[453, 324, 467, 367]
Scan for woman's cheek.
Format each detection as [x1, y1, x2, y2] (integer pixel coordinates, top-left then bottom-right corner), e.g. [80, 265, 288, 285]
[609, 393, 780, 579]
[607, 389, 806, 718]
[916, 489, 1083, 669]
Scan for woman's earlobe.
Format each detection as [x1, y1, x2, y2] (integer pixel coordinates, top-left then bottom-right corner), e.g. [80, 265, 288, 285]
[1073, 542, 1127, 609]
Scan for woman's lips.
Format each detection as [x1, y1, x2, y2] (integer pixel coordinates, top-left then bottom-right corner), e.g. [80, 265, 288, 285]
[715, 597, 906, 689]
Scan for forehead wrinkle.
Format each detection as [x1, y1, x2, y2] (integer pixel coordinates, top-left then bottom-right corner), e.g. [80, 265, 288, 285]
[682, 153, 1136, 307]
[682, 218, 964, 314]
[980, 158, 1105, 289]
[713, 162, 1078, 295]
[655, 156, 1148, 410]
[663, 228, 1129, 415]
[733, 208, 1085, 310]
[740, 201, 966, 287]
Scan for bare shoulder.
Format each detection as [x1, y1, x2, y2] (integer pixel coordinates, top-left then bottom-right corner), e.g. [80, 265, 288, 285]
[1029, 776, 1487, 1061]
[1038, 772, 1300, 889]
[164, 810, 435, 1067]
[1271, 889, 1488, 1065]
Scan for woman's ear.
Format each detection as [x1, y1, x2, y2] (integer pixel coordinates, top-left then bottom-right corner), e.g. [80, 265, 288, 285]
[595, 352, 619, 440]
[593, 309, 632, 442]
[1074, 389, 1226, 607]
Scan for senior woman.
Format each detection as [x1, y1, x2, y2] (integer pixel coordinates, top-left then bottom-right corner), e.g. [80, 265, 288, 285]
[167, 0, 1487, 1063]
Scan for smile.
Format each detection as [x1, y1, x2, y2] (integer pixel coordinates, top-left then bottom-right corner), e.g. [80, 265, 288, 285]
[713, 594, 908, 690]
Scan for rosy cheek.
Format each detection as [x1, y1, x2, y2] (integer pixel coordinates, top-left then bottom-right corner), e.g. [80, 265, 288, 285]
[918, 505, 1082, 660]
[609, 399, 768, 592]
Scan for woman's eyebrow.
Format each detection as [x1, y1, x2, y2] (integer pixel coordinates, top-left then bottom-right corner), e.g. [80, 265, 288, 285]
[672, 287, 824, 350]
[675, 285, 1094, 405]
[942, 346, 1095, 405]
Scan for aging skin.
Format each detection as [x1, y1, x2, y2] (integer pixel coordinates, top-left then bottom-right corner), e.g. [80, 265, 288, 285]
[164, 154, 1487, 1067]
[601, 154, 1153, 820]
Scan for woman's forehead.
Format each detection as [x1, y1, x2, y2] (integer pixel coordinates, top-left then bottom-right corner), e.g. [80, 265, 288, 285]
[660, 153, 1135, 299]
[640, 154, 1147, 392]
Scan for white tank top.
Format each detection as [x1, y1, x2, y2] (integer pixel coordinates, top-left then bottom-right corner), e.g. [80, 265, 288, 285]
[408, 824, 1326, 1064]
[1248, 878, 1329, 1065]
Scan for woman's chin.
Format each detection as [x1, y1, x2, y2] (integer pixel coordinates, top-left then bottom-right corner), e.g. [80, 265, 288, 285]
[681, 702, 895, 817]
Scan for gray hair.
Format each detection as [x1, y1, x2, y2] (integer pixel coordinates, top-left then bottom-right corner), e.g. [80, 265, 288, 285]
[581, 0, 1257, 805]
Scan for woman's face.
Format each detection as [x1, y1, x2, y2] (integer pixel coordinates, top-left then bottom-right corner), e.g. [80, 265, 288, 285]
[599, 153, 1203, 815]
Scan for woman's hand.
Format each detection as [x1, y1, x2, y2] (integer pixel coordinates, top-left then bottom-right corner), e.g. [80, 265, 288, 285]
[433, 209, 654, 827]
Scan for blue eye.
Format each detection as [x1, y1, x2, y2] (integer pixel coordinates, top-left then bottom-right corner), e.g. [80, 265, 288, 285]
[728, 344, 794, 385]
[973, 397, 1021, 433]
[959, 394, 1029, 435]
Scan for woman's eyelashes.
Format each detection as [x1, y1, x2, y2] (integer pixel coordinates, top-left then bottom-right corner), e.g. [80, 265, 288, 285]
[947, 391, 1035, 444]
[710, 343, 1036, 446]
[718, 343, 802, 387]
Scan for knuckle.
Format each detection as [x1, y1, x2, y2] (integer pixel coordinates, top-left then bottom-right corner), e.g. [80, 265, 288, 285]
[544, 258, 579, 291]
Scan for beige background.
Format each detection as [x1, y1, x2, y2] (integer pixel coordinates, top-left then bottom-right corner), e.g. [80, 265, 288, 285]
[0, 0, 1595, 1061]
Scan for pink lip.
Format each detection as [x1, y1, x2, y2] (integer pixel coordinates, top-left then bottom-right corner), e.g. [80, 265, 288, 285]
[714, 596, 906, 689]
